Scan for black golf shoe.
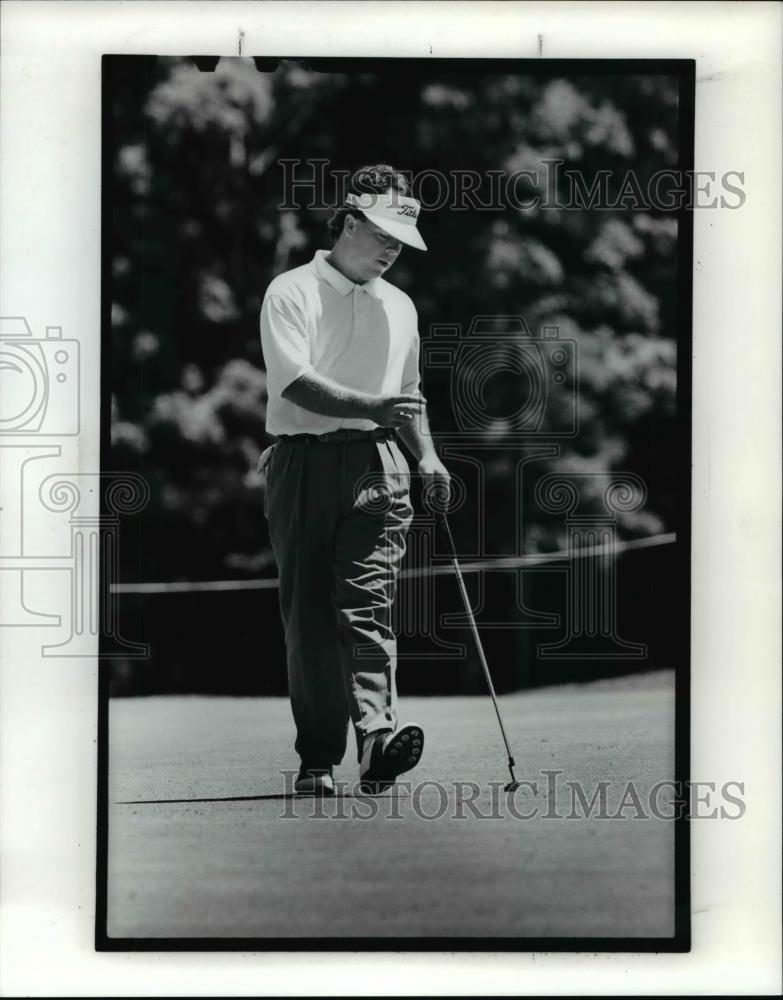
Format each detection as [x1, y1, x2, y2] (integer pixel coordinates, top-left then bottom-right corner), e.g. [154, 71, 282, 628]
[358, 724, 424, 795]
[294, 766, 335, 796]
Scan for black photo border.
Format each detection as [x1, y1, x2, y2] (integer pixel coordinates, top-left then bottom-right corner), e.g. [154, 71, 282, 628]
[96, 55, 694, 954]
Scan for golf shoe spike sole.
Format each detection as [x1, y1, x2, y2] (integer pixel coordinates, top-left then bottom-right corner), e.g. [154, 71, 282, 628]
[359, 724, 424, 795]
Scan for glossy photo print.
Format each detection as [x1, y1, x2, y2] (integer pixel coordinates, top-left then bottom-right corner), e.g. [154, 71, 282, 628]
[97, 55, 695, 949]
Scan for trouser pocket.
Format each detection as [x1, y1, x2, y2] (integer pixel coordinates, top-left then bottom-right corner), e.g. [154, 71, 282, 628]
[259, 443, 278, 519]
[351, 439, 411, 515]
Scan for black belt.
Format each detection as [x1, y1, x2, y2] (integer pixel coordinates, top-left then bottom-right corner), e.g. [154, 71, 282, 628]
[276, 427, 395, 445]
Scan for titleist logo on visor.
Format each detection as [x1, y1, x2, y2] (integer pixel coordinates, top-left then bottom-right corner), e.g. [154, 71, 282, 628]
[346, 191, 421, 222]
[343, 190, 427, 249]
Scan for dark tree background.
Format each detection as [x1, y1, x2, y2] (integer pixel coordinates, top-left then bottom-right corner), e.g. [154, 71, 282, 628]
[105, 57, 685, 694]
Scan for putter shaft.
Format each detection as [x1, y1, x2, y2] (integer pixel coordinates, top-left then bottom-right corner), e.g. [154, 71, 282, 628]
[439, 515, 519, 782]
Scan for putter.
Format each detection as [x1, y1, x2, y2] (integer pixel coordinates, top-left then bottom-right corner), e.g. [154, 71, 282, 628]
[437, 513, 521, 792]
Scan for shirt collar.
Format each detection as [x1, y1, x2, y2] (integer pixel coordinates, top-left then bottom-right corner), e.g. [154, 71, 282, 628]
[314, 250, 381, 299]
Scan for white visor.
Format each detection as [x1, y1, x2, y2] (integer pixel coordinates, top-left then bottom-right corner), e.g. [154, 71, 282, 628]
[345, 191, 428, 251]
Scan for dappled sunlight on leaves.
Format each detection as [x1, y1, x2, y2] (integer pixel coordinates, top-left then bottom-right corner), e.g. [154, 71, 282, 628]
[199, 274, 240, 323]
[146, 58, 273, 137]
[110, 59, 681, 580]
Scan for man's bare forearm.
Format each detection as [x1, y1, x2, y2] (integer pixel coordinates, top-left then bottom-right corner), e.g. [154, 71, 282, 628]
[282, 370, 375, 419]
[397, 409, 438, 462]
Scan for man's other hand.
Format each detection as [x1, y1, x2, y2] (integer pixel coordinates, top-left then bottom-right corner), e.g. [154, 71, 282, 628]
[418, 454, 451, 509]
[369, 393, 427, 428]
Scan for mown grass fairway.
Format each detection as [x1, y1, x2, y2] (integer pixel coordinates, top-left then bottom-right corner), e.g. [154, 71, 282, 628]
[107, 671, 675, 940]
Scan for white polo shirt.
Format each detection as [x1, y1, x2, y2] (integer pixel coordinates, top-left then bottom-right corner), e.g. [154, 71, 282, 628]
[260, 250, 421, 436]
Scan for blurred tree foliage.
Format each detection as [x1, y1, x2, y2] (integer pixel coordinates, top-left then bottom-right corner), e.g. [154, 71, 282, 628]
[108, 57, 681, 581]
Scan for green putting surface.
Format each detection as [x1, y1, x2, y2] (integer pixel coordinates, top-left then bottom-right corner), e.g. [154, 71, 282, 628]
[106, 670, 675, 940]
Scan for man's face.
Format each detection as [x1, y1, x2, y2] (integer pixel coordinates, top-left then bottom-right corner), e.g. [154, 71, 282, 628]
[345, 215, 403, 280]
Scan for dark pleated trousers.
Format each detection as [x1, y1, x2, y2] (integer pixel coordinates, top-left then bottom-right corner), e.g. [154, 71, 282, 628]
[265, 435, 413, 767]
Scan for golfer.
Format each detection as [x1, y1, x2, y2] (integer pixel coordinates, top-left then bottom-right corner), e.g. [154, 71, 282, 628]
[259, 164, 450, 795]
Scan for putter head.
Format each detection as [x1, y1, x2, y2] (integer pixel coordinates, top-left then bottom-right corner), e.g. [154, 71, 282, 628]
[504, 781, 520, 793]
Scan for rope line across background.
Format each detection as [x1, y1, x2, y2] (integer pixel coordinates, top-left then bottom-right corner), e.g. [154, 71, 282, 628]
[110, 532, 676, 595]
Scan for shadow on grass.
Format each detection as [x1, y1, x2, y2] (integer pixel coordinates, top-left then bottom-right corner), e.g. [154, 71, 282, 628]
[117, 791, 410, 804]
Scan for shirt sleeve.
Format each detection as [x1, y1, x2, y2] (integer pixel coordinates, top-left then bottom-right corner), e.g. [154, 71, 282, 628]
[400, 323, 421, 395]
[259, 293, 315, 394]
